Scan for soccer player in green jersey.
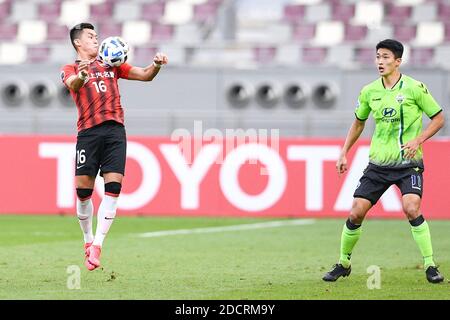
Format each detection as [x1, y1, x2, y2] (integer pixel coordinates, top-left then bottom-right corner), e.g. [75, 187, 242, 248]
[322, 39, 445, 283]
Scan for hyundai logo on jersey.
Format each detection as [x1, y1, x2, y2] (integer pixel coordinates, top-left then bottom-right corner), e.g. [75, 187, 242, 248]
[382, 107, 397, 117]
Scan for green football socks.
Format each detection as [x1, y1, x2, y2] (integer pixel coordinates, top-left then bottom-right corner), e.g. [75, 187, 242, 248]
[337, 215, 435, 269]
[410, 215, 435, 268]
[339, 219, 362, 268]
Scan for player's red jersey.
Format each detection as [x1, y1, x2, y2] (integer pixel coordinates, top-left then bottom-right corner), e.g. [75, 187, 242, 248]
[61, 59, 132, 132]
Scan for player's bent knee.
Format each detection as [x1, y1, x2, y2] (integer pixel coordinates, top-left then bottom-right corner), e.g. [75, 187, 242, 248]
[105, 182, 122, 197]
[76, 188, 93, 201]
[350, 200, 370, 224]
[403, 203, 421, 220]
[349, 213, 364, 225]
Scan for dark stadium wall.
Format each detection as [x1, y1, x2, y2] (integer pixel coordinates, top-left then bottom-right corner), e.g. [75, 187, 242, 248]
[0, 65, 449, 137]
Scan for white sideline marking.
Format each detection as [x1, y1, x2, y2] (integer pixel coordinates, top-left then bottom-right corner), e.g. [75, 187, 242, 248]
[136, 219, 315, 238]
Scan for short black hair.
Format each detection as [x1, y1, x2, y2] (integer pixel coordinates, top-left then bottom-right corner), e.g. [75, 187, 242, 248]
[376, 39, 404, 59]
[70, 22, 95, 51]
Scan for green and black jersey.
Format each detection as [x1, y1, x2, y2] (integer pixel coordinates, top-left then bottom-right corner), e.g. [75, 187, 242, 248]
[355, 74, 442, 169]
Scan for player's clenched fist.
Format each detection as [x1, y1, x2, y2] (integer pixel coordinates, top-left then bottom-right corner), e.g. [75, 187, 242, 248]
[77, 60, 90, 78]
[153, 52, 168, 67]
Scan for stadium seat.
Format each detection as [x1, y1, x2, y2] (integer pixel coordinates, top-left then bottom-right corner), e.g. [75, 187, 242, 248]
[237, 0, 284, 24]
[138, 0, 168, 2]
[27, 45, 51, 64]
[173, 23, 203, 44]
[290, 0, 322, 4]
[46, 23, 69, 41]
[157, 43, 186, 66]
[352, 1, 384, 27]
[327, 44, 355, 67]
[365, 25, 394, 44]
[208, 0, 224, 5]
[49, 43, 76, 63]
[183, 0, 209, 5]
[0, 0, 448, 68]
[82, 0, 107, 4]
[385, 4, 412, 24]
[0, 2, 11, 22]
[304, 3, 331, 23]
[355, 47, 375, 65]
[163, 0, 194, 25]
[394, 0, 424, 5]
[434, 44, 450, 68]
[273, 23, 295, 44]
[400, 43, 410, 64]
[413, 22, 444, 47]
[253, 46, 277, 64]
[302, 46, 327, 64]
[122, 21, 151, 45]
[0, 42, 27, 65]
[410, 3, 437, 23]
[9, 1, 37, 22]
[331, 3, 355, 23]
[60, 1, 90, 27]
[141, 1, 165, 23]
[193, 1, 221, 23]
[312, 21, 344, 46]
[97, 22, 122, 39]
[274, 44, 301, 66]
[0, 23, 18, 41]
[437, 2, 450, 22]
[344, 24, 367, 42]
[409, 47, 434, 66]
[445, 23, 450, 42]
[38, 2, 61, 23]
[292, 24, 316, 42]
[150, 23, 174, 42]
[113, 1, 140, 23]
[283, 4, 306, 24]
[17, 20, 47, 45]
[89, 2, 113, 22]
[394, 24, 416, 42]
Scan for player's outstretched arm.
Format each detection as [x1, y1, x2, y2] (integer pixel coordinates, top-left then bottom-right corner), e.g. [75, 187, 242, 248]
[337, 118, 366, 176]
[127, 52, 168, 81]
[66, 60, 90, 92]
[401, 111, 445, 159]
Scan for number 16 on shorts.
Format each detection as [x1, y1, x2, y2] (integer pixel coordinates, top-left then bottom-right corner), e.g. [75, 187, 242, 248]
[76, 149, 86, 169]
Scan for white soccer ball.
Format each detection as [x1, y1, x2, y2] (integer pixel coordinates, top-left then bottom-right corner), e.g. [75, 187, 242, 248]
[98, 36, 129, 67]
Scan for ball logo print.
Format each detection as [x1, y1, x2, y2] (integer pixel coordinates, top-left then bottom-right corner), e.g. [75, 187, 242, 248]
[98, 36, 129, 67]
[395, 94, 404, 104]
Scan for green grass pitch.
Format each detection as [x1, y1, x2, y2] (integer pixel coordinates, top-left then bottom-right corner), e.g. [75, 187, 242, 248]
[0, 215, 448, 299]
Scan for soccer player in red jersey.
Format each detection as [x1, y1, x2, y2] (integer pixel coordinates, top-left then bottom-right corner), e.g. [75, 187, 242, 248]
[61, 23, 168, 271]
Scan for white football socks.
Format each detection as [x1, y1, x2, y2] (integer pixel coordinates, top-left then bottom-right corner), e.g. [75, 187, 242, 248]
[76, 198, 94, 244]
[93, 195, 119, 247]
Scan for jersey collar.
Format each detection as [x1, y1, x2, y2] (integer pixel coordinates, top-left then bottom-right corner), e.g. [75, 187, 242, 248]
[381, 73, 403, 90]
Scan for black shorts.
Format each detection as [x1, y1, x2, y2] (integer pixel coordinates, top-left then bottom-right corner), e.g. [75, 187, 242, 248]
[353, 163, 423, 205]
[75, 120, 127, 177]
